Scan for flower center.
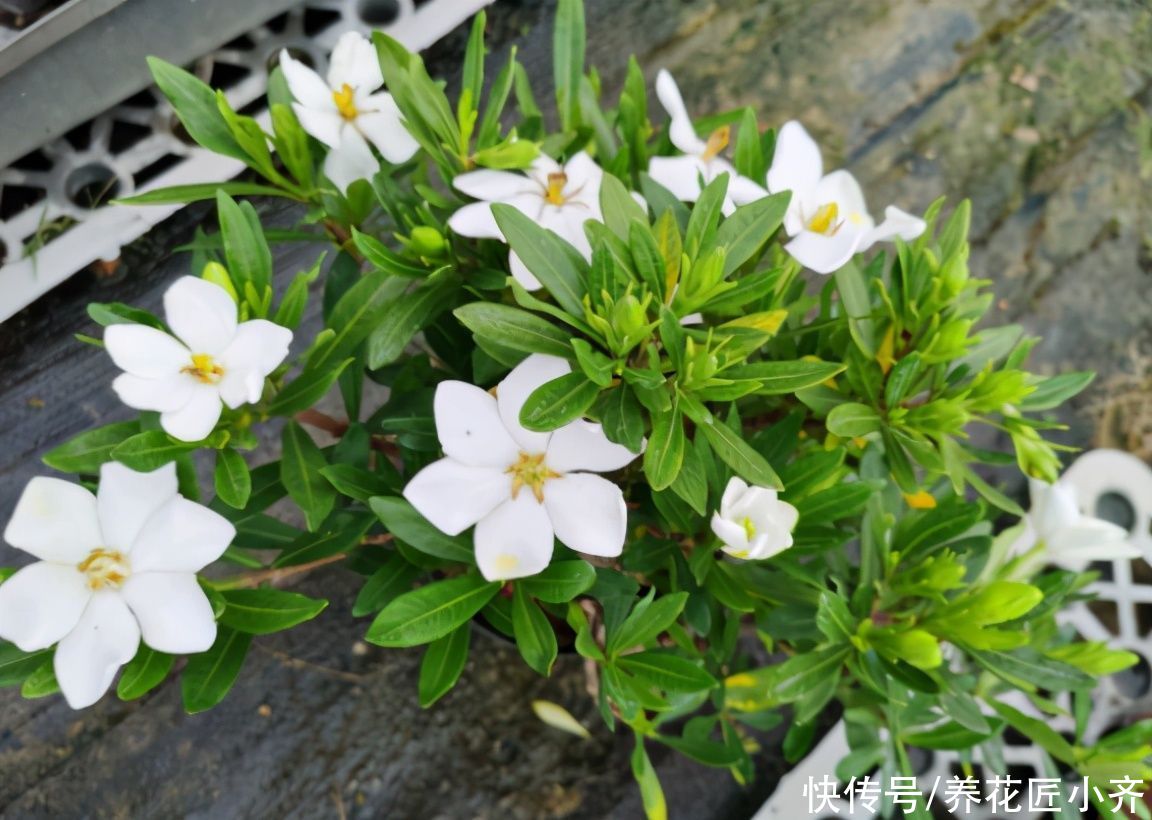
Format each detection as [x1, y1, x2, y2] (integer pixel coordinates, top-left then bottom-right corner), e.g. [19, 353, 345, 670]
[333, 83, 358, 121]
[701, 125, 730, 161]
[807, 202, 841, 235]
[77, 548, 130, 590]
[182, 353, 225, 384]
[741, 516, 757, 540]
[544, 172, 569, 206]
[506, 451, 561, 503]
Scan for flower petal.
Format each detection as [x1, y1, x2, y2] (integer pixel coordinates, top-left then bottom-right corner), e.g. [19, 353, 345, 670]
[217, 319, 293, 408]
[543, 473, 627, 557]
[104, 324, 190, 379]
[728, 171, 769, 206]
[357, 93, 420, 164]
[54, 591, 140, 710]
[1047, 519, 1139, 571]
[497, 354, 571, 452]
[647, 155, 706, 203]
[97, 462, 178, 553]
[159, 385, 223, 442]
[784, 225, 868, 275]
[403, 459, 509, 536]
[561, 151, 604, 196]
[164, 276, 238, 356]
[766, 121, 824, 200]
[326, 31, 382, 92]
[474, 494, 554, 581]
[293, 102, 344, 149]
[865, 205, 927, 247]
[712, 514, 751, 556]
[0, 562, 91, 652]
[509, 251, 544, 291]
[719, 476, 750, 516]
[453, 168, 535, 202]
[449, 202, 503, 240]
[434, 381, 520, 468]
[3, 477, 103, 563]
[279, 49, 335, 110]
[655, 69, 707, 155]
[111, 373, 194, 413]
[129, 495, 236, 573]
[546, 420, 640, 473]
[121, 572, 217, 654]
[323, 127, 378, 193]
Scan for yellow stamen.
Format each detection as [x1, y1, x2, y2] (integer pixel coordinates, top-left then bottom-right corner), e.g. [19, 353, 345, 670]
[77, 548, 130, 590]
[702, 125, 730, 161]
[741, 516, 757, 541]
[332, 83, 358, 120]
[904, 490, 938, 510]
[544, 172, 568, 206]
[807, 202, 840, 235]
[182, 353, 225, 384]
[506, 451, 561, 503]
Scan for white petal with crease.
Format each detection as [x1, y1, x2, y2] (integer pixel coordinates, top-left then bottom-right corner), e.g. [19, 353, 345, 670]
[496, 354, 571, 453]
[97, 462, 178, 553]
[54, 592, 140, 710]
[434, 381, 520, 468]
[129, 496, 235, 573]
[121, 572, 218, 654]
[0, 562, 91, 652]
[3, 477, 103, 563]
[546, 420, 640, 473]
[111, 373, 194, 413]
[159, 385, 223, 442]
[474, 493, 555, 581]
[544, 473, 627, 557]
[164, 276, 238, 356]
[104, 324, 190, 379]
[403, 459, 509, 536]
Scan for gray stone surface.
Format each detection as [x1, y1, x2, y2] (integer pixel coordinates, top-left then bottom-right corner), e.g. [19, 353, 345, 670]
[2, 0, 1151, 817]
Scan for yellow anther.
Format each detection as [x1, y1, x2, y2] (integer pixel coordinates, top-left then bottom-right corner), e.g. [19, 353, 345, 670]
[182, 353, 225, 384]
[904, 490, 938, 510]
[544, 171, 569, 206]
[332, 83, 358, 120]
[702, 125, 730, 161]
[807, 202, 840, 235]
[741, 516, 757, 541]
[77, 548, 130, 590]
[506, 451, 561, 503]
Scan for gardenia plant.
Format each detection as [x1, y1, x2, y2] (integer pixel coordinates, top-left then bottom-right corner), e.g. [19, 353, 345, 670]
[1, 3, 1148, 815]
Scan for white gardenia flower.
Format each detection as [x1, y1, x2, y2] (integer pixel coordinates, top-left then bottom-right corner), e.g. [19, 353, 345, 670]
[0, 462, 234, 709]
[104, 276, 292, 442]
[403, 354, 640, 581]
[280, 31, 419, 192]
[710, 477, 799, 560]
[1007, 477, 1140, 577]
[448, 151, 605, 291]
[648, 69, 767, 216]
[766, 121, 926, 274]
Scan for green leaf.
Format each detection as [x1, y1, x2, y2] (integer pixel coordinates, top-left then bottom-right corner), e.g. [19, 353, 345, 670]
[19, 659, 58, 698]
[684, 174, 728, 258]
[117, 647, 174, 700]
[111, 430, 197, 471]
[280, 421, 336, 531]
[367, 574, 500, 647]
[903, 718, 1001, 751]
[826, 402, 882, 438]
[219, 588, 328, 634]
[87, 301, 165, 328]
[353, 556, 421, 617]
[453, 302, 573, 359]
[0, 642, 50, 687]
[815, 591, 855, 643]
[268, 357, 354, 415]
[116, 181, 290, 206]
[600, 173, 648, 239]
[213, 448, 252, 509]
[368, 496, 475, 564]
[520, 561, 596, 603]
[552, 0, 585, 131]
[727, 360, 846, 395]
[366, 278, 457, 368]
[216, 191, 272, 295]
[513, 585, 558, 676]
[617, 651, 717, 693]
[1020, 371, 1095, 411]
[308, 268, 408, 373]
[147, 57, 246, 161]
[181, 627, 251, 714]
[834, 259, 877, 356]
[42, 420, 140, 473]
[643, 397, 684, 491]
[320, 464, 396, 503]
[419, 625, 471, 707]
[271, 512, 373, 568]
[795, 483, 873, 522]
[492, 204, 586, 316]
[971, 648, 1093, 692]
[608, 592, 688, 656]
[988, 700, 1077, 763]
[697, 415, 782, 489]
[732, 107, 765, 181]
[712, 191, 790, 275]
[519, 371, 601, 432]
[596, 384, 646, 454]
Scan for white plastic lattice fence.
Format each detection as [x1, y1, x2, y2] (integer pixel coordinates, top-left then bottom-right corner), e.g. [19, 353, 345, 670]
[0, 0, 493, 323]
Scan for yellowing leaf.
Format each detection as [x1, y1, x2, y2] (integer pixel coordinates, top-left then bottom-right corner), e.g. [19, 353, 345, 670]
[531, 699, 591, 739]
[723, 309, 788, 336]
[877, 325, 896, 374]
